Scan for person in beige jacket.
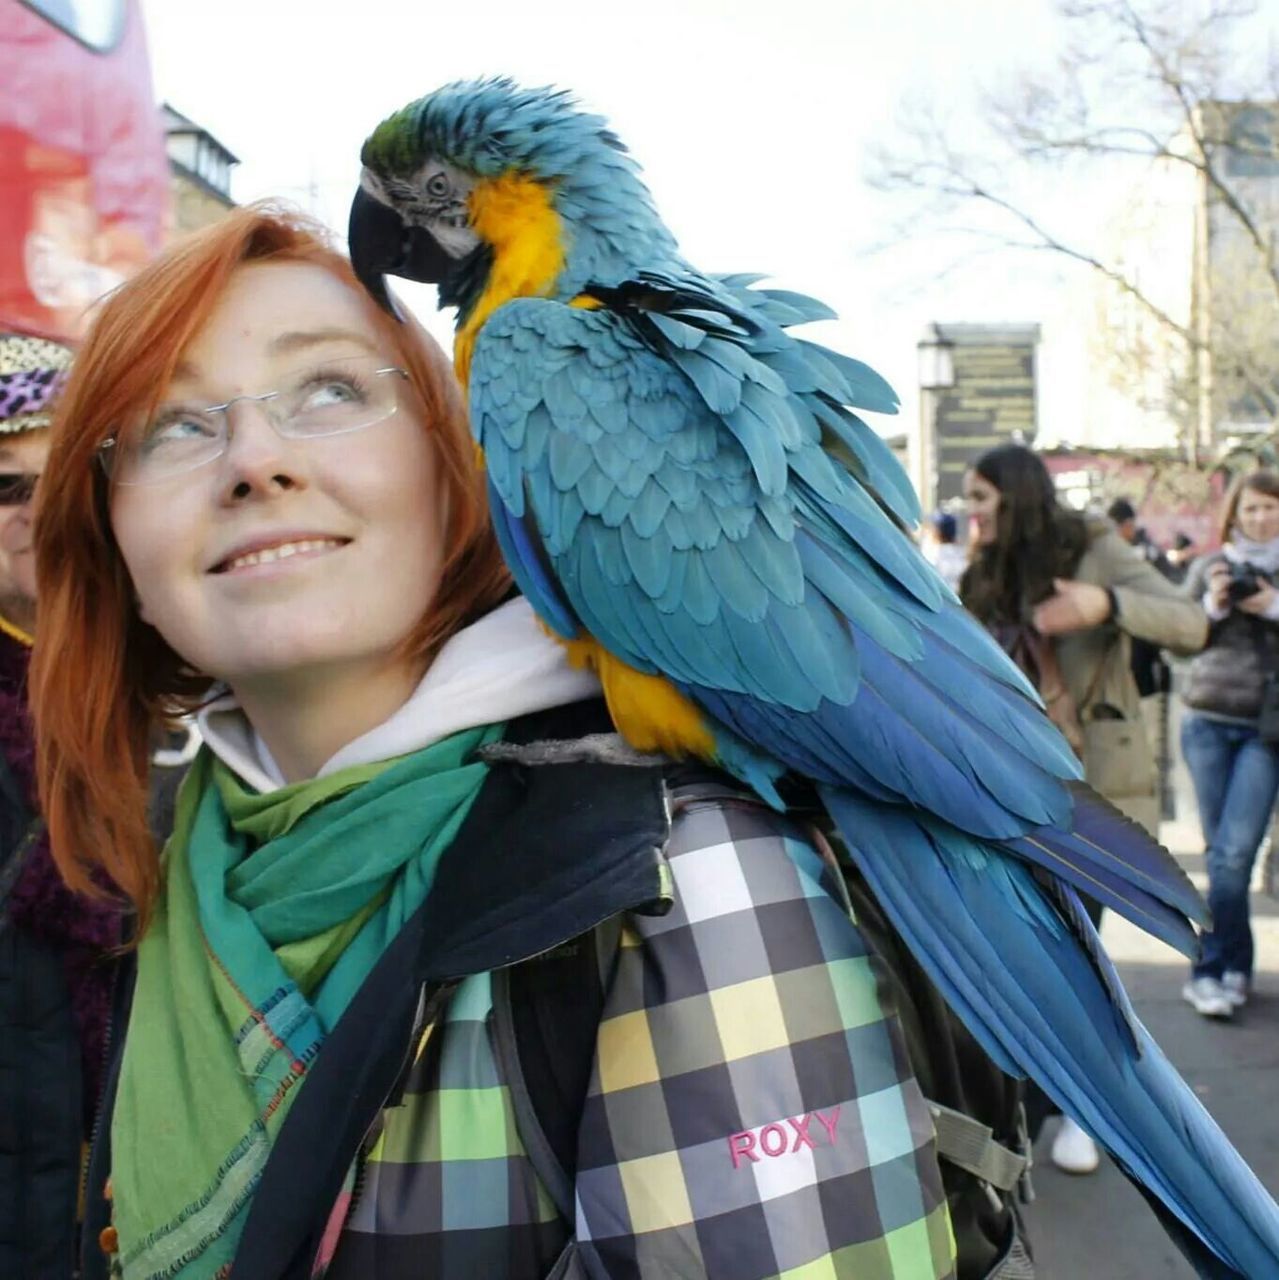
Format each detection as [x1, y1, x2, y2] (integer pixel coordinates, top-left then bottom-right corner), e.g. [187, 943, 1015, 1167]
[1043, 527, 1207, 834]
[961, 443, 1207, 1176]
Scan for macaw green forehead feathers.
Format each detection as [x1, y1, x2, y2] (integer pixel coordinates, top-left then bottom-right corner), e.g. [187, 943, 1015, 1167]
[362, 76, 636, 186]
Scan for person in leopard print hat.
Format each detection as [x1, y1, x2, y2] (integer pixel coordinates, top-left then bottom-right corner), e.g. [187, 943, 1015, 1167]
[0, 333, 70, 636]
[0, 332, 125, 1278]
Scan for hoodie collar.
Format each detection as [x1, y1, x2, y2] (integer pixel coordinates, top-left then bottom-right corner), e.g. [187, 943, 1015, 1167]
[199, 597, 601, 794]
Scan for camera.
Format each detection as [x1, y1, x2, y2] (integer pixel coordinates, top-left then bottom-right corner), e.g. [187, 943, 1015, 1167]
[1226, 561, 1265, 603]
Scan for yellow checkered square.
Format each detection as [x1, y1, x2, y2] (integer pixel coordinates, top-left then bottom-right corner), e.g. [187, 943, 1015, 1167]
[709, 975, 790, 1061]
[617, 1150, 695, 1233]
[596, 1009, 661, 1092]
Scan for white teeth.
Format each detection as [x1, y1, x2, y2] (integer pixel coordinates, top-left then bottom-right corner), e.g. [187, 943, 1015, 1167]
[222, 538, 344, 572]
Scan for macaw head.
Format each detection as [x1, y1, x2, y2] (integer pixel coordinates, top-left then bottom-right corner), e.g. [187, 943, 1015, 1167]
[350, 77, 678, 323]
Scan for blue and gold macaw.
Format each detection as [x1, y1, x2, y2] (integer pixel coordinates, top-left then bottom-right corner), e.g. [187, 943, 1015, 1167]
[349, 78, 1279, 1276]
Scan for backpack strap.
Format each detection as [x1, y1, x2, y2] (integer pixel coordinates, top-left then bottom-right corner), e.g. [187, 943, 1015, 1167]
[927, 1101, 1030, 1194]
[491, 920, 616, 1222]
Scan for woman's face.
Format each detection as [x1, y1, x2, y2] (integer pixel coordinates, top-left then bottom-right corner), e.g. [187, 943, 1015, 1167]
[1235, 487, 1279, 544]
[963, 470, 1001, 547]
[0, 428, 51, 607]
[110, 260, 448, 692]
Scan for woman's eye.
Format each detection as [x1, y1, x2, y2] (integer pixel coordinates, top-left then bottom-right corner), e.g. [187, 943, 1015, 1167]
[301, 378, 362, 410]
[426, 173, 450, 198]
[143, 413, 218, 448]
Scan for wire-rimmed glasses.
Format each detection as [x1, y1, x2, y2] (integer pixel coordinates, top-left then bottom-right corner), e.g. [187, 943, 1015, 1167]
[99, 355, 410, 486]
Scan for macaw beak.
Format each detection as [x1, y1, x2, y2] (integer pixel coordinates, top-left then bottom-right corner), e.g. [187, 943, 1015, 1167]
[348, 187, 457, 320]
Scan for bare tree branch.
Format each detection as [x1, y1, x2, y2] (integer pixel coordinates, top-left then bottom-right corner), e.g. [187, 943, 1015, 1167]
[869, 0, 1279, 450]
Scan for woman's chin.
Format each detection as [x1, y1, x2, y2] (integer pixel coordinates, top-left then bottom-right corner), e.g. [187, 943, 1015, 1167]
[199, 627, 387, 690]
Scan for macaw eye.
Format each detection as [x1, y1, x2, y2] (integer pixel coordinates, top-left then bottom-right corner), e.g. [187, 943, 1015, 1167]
[426, 173, 451, 199]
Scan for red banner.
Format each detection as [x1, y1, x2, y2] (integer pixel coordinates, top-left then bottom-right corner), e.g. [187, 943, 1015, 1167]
[0, 0, 167, 341]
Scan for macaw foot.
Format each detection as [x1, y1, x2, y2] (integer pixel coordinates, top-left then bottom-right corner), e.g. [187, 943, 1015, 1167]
[559, 635, 717, 760]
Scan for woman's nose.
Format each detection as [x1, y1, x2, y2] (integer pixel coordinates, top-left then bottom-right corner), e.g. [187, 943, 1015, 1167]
[217, 401, 306, 500]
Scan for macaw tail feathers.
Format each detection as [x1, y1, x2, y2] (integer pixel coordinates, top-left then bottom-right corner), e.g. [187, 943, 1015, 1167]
[1009, 783, 1206, 958]
[821, 786, 1279, 1280]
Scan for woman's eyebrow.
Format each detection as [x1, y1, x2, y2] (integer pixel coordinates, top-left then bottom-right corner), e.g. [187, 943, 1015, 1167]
[267, 328, 381, 357]
[163, 330, 383, 395]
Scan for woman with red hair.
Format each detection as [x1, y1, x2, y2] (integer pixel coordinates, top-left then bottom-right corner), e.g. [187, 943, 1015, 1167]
[32, 205, 961, 1280]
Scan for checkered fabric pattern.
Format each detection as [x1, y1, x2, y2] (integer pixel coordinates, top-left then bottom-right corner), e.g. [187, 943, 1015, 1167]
[329, 971, 568, 1279]
[575, 792, 955, 1279]
[327, 791, 954, 1279]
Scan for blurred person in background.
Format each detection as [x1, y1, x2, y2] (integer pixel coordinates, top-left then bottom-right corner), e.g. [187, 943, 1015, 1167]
[1162, 532, 1196, 585]
[922, 509, 966, 592]
[1105, 501, 1173, 755]
[962, 443, 1207, 1177]
[0, 335, 123, 1279]
[1106, 496, 1139, 546]
[1179, 471, 1279, 1021]
[1106, 496, 1174, 576]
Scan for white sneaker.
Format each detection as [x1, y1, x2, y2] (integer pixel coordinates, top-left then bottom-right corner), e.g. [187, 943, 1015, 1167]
[1221, 972, 1249, 1008]
[1051, 1116, 1100, 1175]
[1182, 976, 1234, 1018]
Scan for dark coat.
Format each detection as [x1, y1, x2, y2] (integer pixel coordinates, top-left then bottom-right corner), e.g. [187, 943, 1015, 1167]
[0, 633, 122, 1280]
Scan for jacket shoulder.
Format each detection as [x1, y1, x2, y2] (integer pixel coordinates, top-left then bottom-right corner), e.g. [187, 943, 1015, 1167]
[1078, 522, 1141, 571]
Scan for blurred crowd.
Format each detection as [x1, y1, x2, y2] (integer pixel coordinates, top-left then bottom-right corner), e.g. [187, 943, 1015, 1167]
[922, 444, 1279, 1175]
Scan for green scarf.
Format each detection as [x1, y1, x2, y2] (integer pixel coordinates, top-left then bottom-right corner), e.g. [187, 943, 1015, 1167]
[111, 724, 501, 1279]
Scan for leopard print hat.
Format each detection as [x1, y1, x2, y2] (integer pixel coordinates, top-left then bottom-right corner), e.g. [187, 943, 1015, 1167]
[0, 334, 73, 433]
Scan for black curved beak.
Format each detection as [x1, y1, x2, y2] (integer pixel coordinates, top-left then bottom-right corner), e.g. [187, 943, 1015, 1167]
[348, 187, 457, 321]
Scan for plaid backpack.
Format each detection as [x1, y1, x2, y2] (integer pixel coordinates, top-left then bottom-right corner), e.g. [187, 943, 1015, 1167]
[504, 801, 1036, 1280]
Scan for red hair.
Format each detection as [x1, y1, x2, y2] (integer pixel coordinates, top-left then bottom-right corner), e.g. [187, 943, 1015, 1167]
[32, 203, 510, 934]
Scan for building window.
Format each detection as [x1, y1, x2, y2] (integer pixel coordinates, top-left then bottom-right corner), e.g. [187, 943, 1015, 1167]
[162, 106, 238, 205]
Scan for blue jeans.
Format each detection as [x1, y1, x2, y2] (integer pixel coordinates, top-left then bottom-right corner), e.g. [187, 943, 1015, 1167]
[1181, 713, 1279, 980]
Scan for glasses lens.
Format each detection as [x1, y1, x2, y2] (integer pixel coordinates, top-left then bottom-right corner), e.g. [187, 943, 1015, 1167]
[112, 407, 224, 485]
[108, 356, 406, 485]
[276, 356, 403, 439]
[0, 473, 38, 506]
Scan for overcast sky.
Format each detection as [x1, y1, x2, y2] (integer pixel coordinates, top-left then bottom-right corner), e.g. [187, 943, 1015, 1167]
[138, 0, 1277, 450]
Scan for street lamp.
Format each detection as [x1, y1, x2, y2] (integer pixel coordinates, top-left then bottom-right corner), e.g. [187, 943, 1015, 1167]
[918, 326, 956, 392]
[915, 326, 956, 513]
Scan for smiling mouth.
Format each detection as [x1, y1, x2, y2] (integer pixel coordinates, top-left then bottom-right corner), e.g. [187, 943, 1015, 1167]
[212, 538, 350, 574]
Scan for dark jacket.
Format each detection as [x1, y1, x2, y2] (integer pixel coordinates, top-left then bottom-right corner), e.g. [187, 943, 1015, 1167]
[1182, 554, 1279, 721]
[0, 632, 122, 1280]
[0, 821, 85, 1280]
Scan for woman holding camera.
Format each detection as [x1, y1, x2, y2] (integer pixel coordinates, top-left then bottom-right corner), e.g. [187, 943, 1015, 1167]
[1181, 470, 1279, 1019]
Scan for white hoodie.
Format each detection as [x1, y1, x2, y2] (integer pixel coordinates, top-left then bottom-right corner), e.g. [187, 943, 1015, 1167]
[199, 597, 601, 794]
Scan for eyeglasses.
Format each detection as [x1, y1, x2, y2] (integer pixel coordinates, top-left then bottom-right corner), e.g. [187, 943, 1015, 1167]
[0, 473, 39, 507]
[99, 355, 410, 486]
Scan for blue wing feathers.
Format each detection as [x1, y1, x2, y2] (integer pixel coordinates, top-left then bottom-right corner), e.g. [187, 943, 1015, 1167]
[1025, 784, 1207, 926]
[487, 483, 579, 639]
[467, 281, 1278, 1270]
[798, 340, 899, 413]
[475, 294, 1203, 926]
[756, 288, 839, 323]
